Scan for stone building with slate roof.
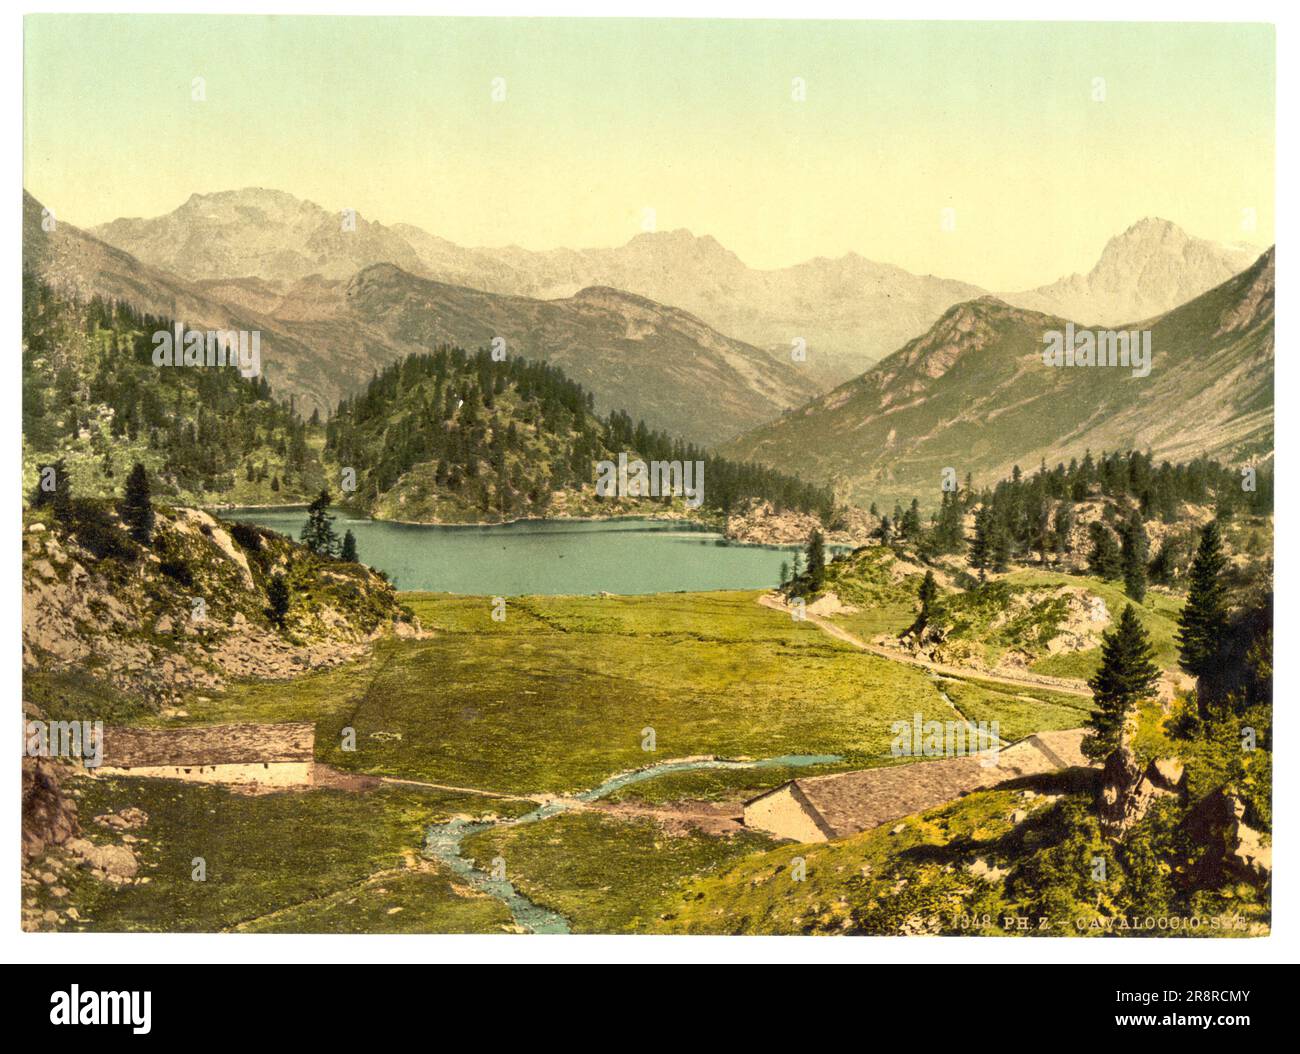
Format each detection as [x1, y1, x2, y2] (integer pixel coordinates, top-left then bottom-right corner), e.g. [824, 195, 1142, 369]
[94, 722, 316, 788]
[743, 729, 1092, 842]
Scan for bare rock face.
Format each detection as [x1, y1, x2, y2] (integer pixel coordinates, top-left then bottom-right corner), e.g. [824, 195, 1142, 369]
[22, 757, 79, 860]
[1183, 787, 1272, 887]
[1098, 747, 1187, 840]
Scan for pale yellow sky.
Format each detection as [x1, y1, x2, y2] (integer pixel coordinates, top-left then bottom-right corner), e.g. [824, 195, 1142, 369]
[24, 16, 1275, 289]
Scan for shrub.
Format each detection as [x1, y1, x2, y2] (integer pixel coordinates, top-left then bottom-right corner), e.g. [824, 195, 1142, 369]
[228, 521, 264, 552]
[67, 500, 138, 562]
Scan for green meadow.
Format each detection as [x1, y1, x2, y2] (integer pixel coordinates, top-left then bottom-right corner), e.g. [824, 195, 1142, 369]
[36, 776, 523, 933]
[175, 591, 974, 795]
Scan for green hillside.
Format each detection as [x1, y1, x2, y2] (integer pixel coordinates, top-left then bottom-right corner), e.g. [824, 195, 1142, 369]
[722, 250, 1274, 508]
[21, 275, 324, 507]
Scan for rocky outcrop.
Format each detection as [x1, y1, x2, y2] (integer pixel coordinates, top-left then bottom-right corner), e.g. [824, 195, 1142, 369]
[22, 757, 78, 860]
[1098, 747, 1187, 839]
[724, 499, 873, 548]
[1183, 787, 1272, 887]
[22, 504, 420, 707]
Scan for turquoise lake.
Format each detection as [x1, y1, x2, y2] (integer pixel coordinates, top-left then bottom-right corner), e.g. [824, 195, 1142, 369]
[218, 509, 801, 595]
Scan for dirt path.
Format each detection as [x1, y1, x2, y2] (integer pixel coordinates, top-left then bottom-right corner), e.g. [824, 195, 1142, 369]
[758, 593, 1094, 700]
[377, 775, 546, 803]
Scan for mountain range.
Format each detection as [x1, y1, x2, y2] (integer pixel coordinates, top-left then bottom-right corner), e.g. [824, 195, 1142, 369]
[88, 189, 1257, 388]
[720, 248, 1274, 508]
[28, 186, 1270, 461]
[26, 192, 817, 445]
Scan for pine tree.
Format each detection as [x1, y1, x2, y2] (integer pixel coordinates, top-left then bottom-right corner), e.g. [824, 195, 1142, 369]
[778, 561, 789, 589]
[806, 529, 826, 590]
[1177, 521, 1228, 680]
[32, 458, 72, 520]
[340, 529, 358, 563]
[1082, 605, 1161, 761]
[917, 570, 939, 629]
[300, 489, 340, 557]
[265, 573, 290, 629]
[1088, 522, 1123, 580]
[989, 516, 1011, 573]
[1052, 502, 1074, 562]
[901, 498, 921, 538]
[120, 462, 154, 546]
[969, 506, 992, 580]
[1148, 542, 1176, 585]
[1120, 513, 1148, 603]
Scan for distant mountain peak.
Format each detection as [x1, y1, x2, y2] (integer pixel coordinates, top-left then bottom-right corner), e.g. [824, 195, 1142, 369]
[1004, 217, 1260, 326]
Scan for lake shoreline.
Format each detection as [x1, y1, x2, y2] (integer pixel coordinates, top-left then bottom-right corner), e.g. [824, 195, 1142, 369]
[213, 508, 808, 594]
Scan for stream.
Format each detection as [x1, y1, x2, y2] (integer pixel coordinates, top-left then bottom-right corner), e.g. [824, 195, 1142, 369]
[422, 753, 842, 933]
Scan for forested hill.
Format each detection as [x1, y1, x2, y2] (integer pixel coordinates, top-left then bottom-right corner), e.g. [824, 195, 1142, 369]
[22, 275, 835, 526]
[21, 275, 324, 506]
[326, 347, 838, 524]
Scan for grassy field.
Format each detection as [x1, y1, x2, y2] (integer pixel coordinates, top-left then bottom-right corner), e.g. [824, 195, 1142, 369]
[462, 811, 775, 933]
[31, 776, 523, 933]
[938, 677, 1091, 742]
[53, 588, 1141, 934]
[237, 867, 514, 933]
[174, 591, 982, 795]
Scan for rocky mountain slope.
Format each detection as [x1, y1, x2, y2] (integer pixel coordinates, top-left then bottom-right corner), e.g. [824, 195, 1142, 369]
[1005, 218, 1260, 325]
[32, 192, 818, 442]
[22, 502, 418, 712]
[721, 248, 1274, 508]
[91, 187, 426, 283]
[89, 188, 986, 387]
[338, 265, 819, 445]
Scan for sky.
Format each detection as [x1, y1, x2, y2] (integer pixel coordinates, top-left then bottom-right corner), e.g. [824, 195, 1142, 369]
[23, 16, 1275, 290]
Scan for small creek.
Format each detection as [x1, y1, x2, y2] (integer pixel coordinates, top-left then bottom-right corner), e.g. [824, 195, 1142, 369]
[422, 753, 842, 933]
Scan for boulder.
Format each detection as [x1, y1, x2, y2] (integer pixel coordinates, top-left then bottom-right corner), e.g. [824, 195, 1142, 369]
[79, 843, 139, 880]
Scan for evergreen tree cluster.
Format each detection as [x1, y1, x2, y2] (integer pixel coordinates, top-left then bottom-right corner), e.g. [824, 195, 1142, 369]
[946, 450, 1270, 581]
[23, 276, 315, 500]
[326, 346, 837, 522]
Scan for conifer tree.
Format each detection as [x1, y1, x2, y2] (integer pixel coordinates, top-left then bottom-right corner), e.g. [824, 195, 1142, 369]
[1088, 522, 1123, 580]
[806, 529, 826, 590]
[1177, 521, 1228, 680]
[1052, 502, 1074, 562]
[340, 528, 358, 563]
[917, 570, 939, 629]
[300, 489, 339, 557]
[901, 498, 922, 539]
[969, 506, 992, 580]
[1082, 604, 1161, 761]
[266, 573, 291, 629]
[120, 462, 154, 546]
[1120, 513, 1148, 603]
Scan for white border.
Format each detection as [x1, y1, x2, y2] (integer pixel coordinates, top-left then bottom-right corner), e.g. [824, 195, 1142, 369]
[4, 0, 1292, 966]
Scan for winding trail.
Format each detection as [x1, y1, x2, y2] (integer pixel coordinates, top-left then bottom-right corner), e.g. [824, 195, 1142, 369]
[378, 775, 546, 803]
[757, 593, 1094, 700]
